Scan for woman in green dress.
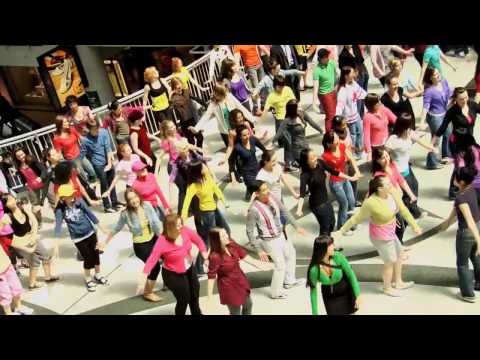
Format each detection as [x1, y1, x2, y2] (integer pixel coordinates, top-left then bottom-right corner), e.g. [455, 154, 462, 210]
[307, 235, 361, 315]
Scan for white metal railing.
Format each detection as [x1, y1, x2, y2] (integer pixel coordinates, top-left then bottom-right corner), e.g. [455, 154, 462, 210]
[0, 48, 237, 191]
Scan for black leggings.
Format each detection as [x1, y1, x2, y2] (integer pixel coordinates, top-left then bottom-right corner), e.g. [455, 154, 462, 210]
[74, 233, 100, 270]
[133, 236, 160, 281]
[162, 266, 201, 315]
[310, 202, 336, 236]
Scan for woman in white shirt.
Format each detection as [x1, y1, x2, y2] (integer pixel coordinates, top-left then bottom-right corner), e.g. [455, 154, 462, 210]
[385, 113, 436, 219]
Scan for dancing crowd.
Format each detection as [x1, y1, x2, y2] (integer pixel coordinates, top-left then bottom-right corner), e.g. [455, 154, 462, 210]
[1, 44, 480, 315]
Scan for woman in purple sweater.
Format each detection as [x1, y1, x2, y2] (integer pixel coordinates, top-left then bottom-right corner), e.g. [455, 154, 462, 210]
[418, 67, 452, 170]
[221, 59, 253, 112]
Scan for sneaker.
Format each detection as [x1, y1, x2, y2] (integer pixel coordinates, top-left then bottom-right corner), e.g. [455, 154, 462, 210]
[419, 211, 428, 219]
[270, 293, 288, 300]
[86, 280, 97, 292]
[114, 204, 125, 211]
[355, 201, 362, 207]
[440, 158, 452, 165]
[383, 288, 402, 297]
[393, 281, 414, 290]
[16, 305, 34, 315]
[456, 51, 466, 58]
[197, 274, 208, 281]
[426, 164, 444, 170]
[104, 208, 117, 213]
[284, 279, 306, 289]
[94, 274, 109, 285]
[445, 50, 456, 56]
[457, 292, 476, 303]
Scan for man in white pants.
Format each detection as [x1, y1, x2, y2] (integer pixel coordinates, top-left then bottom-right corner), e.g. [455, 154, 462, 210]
[246, 180, 307, 299]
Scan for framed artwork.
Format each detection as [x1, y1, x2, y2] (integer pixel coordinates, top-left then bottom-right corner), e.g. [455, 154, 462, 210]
[37, 46, 89, 109]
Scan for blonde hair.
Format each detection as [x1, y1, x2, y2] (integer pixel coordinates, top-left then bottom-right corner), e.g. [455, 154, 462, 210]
[388, 58, 401, 71]
[159, 119, 176, 139]
[170, 77, 183, 90]
[212, 82, 228, 103]
[144, 66, 159, 83]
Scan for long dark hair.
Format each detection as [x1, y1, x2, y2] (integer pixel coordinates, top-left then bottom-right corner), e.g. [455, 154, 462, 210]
[457, 133, 480, 170]
[368, 175, 387, 197]
[187, 161, 204, 185]
[208, 227, 226, 259]
[371, 146, 389, 174]
[12, 146, 34, 168]
[299, 148, 314, 173]
[0, 192, 22, 214]
[338, 66, 354, 89]
[259, 150, 275, 169]
[306, 235, 335, 288]
[423, 67, 437, 88]
[220, 58, 235, 81]
[321, 130, 336, 151]
[332, 115, 348, 140]
[54, 161, 73, 185]
[392, 113, 414, 137]
[454, 166, 477, 186]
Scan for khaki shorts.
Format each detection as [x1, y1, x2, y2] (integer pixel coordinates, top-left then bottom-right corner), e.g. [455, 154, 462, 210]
[371, 238, 402, 264]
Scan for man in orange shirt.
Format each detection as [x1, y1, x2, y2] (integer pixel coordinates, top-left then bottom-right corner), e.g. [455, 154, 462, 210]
[233, 45, 267, 115]
[233, 45, 266, 88]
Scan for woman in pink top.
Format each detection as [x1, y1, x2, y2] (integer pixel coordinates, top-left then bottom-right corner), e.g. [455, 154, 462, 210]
[65, 95, 95, 136]
[371, 146, 417, 247]
[131, 161, 170, 221]
[144, 214, 208, 315]
[363, 93, 397, 160]
[53, 115, 97, 185]
[101, 143, 140, 199]
[159, 120, 201, 175]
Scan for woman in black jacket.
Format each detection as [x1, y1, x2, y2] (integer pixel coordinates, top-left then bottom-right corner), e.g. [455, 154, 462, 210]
[12, 147, 48, 228]
[432, 87, 480, 199]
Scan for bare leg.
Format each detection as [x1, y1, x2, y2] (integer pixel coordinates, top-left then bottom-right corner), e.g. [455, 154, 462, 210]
[42, 262, 52, 280]
[2, 304, 12, 315]
[12, 295, 21, 312]
[29, 267, 39, 287]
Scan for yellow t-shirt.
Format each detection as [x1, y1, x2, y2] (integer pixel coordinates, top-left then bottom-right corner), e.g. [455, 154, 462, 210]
[132, 213, 154, 244]
[173, 67, 191, 90]
[181, 174, 225, 220]
[264, 86, 296, 120]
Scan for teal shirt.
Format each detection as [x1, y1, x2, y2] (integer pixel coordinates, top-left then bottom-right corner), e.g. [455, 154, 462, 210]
[308, 251, 361, 315]
[423, 45, 442, 75]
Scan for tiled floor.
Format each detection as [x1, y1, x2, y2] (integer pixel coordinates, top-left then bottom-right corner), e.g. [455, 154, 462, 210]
[10, 50, 480, 315]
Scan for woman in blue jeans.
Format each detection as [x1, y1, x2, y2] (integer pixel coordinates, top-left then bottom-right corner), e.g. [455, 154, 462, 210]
[181, 161, 231, 275]
[444, 167, 480, 303]
[418, 67, 452, 170]
[321, 131, 362, 231]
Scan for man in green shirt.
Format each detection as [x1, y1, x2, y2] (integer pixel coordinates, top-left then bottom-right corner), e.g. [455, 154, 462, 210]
[312, 49, 338, 132]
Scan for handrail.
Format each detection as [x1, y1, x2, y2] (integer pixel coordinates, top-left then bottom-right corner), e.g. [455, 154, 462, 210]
[0, 48, 234, 191]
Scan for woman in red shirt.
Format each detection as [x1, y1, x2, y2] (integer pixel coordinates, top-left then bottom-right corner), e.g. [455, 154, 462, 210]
[53, 115, 97, 184]
[206, 227, 270, 315]
[12, 147, 47, 228]
[144, 214, 208, 315]
[128, 109, 162, 173]
[321, 131, 362, 231]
